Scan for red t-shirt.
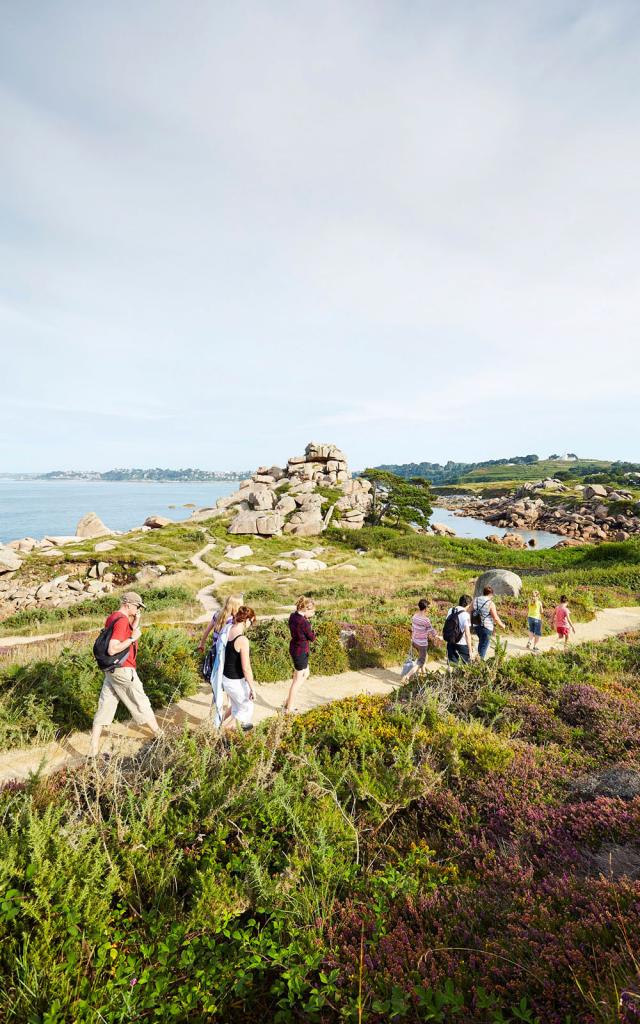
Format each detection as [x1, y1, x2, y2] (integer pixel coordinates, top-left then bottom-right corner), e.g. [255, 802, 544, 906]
[105, 611, 137, 669]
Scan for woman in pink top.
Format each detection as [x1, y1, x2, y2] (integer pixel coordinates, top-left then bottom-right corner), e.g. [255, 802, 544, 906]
[552, 595, 576, 650]
[405, 599, 437, 681]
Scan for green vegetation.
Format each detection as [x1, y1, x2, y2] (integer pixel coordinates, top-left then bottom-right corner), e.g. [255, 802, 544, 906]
[0, 626, 200, 751]
[361, 469, 433, 528]
[375, 454, 615, 485]
[0, 586, 199, 638]
[0, 635, 639, 1020]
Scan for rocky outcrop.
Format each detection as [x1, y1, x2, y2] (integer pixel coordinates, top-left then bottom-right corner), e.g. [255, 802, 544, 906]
[143, 515, 173, 529]
[0, 559, 167, 619]
[438, 484, 640, 545]
[431, 522, 456, 537]
[570, 766, 640, 802]
[76, 512, 113, 539]
[474, 569, 522, 598]
[0, 546, 23, 574]
[201, 443, 373, 537]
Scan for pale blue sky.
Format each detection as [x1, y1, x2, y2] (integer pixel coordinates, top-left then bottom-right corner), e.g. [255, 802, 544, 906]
[1, 0, 639, 471]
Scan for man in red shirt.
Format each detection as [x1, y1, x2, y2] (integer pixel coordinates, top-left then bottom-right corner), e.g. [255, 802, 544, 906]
[89, 591, 161, 757]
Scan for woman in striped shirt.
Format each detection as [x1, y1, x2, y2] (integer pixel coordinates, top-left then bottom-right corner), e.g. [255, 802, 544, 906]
[404, 598, 437, 681]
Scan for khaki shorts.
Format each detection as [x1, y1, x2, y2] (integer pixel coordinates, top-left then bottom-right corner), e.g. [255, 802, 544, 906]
[93, 667, 154, 727]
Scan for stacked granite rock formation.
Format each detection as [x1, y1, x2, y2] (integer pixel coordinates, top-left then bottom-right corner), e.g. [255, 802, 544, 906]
[193, 442, 373, 537]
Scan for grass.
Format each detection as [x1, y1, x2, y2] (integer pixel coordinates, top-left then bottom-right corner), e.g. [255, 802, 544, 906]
[0, 636, 639, 1021]
[0, 625, 200, 751]
[459, 458, 611, 483]
[0, 586, 201, 638]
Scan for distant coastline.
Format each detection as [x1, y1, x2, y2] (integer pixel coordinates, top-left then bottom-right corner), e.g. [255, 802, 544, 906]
[0, 469, 252, 483]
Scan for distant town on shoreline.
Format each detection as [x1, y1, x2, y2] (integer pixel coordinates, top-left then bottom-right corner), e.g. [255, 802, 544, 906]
[1, 454, 639, 486]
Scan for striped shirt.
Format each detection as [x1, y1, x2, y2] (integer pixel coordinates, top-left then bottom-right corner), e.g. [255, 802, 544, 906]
[411, 613, 437, 647]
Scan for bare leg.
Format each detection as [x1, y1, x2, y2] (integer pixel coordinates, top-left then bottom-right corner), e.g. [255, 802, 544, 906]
[221, 712, 237, 733]
[145, 711, 160, 735]
[284, 668, 309, 712]
[89, 721, 103, 757]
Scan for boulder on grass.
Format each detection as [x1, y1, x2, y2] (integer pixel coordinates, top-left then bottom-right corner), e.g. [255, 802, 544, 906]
[474, 569, 522, 598]
[224, 545, 254, 561]
[0, 546, 22, 573]
[143, 515, 173, 530]
[294, 558, 327, 572]
[76, 513, 113, 539]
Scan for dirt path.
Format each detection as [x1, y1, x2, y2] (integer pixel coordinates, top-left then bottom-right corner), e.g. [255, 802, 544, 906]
[0, 604, 638, 784]
[190, 542, 231, 624]
[0, 544, 228, 651]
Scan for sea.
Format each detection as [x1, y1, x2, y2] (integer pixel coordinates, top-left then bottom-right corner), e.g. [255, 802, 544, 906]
[0, 480, 564, 550]
[0, 479, 238, 544]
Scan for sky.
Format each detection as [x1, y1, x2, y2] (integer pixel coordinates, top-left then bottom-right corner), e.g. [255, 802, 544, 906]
[1, 0, 639, 472]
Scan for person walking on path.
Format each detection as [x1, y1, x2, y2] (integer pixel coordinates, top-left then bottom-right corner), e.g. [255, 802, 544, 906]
[89, 592, 161, 757]
[472, 586, 506, 660]
[221, 606, 257, 732]
[526, 590, 544, 653]
[552, 595, 576, 650]
[444, 595, 474, 665]
[284, 597, 316, 713]
[198, 595, 242, 654]
[404, 598, 438, 681]
[205, 596, 243, 727]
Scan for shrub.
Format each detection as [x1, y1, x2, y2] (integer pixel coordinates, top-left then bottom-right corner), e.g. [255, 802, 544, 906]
[250, 617, 349, 682]
[0, 586, 194, 634]
[0, 626, 199, 751]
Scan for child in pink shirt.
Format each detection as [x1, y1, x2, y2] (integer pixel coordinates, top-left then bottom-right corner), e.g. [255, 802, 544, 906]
[404, 599, 437, 680]
[552, 596, 576, 650]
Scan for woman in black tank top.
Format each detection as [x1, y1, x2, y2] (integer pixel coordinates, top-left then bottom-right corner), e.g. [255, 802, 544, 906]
[221, 606, 257, 732]
[223, 637, 245, 679]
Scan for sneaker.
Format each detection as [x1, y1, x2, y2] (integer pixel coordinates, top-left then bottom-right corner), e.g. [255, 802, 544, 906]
[526, 641, 531, 650]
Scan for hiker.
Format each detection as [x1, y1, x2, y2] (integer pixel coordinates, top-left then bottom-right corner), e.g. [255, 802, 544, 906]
[284, 596, 316, 713]
[443, 594, 474, 664]
[472, 586, 506, 660]
[205, 595, 243, 726]
[404, 598, 438, 681]
[89, 592, 161, 757]
[199, 595, 242, 653]
[221, 606, 257, 731]
[552, 595, 576, 650]
[526, 589, 544, 653]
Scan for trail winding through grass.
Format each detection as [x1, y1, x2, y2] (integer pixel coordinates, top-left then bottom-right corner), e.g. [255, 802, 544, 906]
[0, 602, 639, 784]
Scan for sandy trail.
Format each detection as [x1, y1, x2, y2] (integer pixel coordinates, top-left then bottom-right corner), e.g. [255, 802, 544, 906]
[0, 603, 638, 784]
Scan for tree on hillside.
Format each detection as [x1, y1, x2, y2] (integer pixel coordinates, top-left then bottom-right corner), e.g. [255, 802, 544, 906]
[360, 469, 433, 529]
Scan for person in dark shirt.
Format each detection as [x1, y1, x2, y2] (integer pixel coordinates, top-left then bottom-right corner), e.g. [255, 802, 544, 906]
[284, 596, 316, 714]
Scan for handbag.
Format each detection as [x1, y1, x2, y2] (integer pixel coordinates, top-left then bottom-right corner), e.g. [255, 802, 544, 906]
[400, 647, 416, 678]
[201, 646, 215, 680]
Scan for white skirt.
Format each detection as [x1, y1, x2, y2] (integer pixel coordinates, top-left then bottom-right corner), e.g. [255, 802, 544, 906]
[222, 675, 254, 725]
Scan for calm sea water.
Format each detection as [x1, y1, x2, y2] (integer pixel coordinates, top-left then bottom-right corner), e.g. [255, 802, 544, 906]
[0, 479, 238, 543]
[0, 481, 564, 550]
[430, 506, 563, 549]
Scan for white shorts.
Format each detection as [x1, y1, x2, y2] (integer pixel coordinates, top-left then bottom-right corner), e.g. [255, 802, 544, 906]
[93, 667, 154, 727]
[221, 675, 254, 726]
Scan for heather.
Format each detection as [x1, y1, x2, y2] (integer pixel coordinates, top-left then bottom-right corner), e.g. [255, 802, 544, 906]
[1, 637, 640, 1021]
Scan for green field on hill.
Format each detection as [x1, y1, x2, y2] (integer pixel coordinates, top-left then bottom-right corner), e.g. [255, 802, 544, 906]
[459, 458, 611, 483]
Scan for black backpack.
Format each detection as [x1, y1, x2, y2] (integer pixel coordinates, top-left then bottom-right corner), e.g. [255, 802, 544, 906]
[93, 614, 130, 671]
[471, 597, 490, 631]
[442, 608, 464, 645]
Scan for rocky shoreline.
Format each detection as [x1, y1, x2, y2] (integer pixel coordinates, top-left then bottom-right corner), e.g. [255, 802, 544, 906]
[436, 478, 640, 546]
[0, 442, 371, 619]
